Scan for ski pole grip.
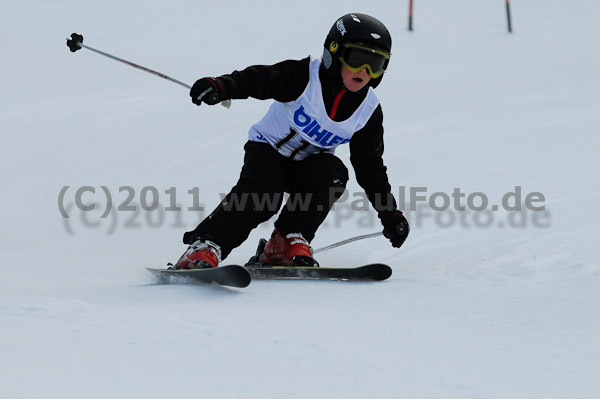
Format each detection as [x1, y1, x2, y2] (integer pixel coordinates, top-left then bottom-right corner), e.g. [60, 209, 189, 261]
[196, 89, 231, 108]
[202, 92, 231, 108]
[208, 93, 220, 104]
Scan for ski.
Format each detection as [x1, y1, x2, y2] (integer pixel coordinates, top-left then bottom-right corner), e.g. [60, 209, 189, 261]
[146, 265, 251, 288]
[244, 263, 392, 281]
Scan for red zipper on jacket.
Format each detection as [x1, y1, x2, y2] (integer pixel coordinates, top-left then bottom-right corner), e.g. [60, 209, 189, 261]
[329, 88, 347, 119]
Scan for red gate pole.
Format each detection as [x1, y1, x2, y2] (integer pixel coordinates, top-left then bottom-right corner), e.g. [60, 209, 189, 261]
[506, 0, 513, 33]
[408, 0, 414, 31]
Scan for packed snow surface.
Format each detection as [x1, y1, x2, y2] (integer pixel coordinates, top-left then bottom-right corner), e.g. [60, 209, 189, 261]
[1, 0, 599, 398]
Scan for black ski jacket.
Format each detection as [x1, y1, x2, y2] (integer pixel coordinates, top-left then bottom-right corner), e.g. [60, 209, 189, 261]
[217, 57, 397, 216]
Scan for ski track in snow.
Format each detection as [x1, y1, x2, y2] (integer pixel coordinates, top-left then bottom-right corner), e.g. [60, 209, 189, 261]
[1, 0, 599, 398]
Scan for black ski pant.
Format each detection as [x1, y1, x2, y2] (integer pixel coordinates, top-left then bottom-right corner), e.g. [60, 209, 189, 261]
[183, 141, 349, 259]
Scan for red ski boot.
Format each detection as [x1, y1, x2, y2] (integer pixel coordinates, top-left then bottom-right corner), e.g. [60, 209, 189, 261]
[259, 229, 318, 266]
[175, 239, 221, 269]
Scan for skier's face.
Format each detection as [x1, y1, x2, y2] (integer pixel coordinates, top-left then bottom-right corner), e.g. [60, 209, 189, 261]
[341, 65, 371, 92]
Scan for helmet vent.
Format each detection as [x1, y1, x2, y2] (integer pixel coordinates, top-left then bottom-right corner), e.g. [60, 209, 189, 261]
[370, 33, 382, 39]
[351, 15, 361, 23]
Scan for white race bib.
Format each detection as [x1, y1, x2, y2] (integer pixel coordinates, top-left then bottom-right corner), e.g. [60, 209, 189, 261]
[248, 57, 380, 160]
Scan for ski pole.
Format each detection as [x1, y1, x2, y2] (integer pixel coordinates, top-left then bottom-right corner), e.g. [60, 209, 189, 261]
[313, 232, 383, 254]
[505, 0, 513, 33]
[66, 33, 231, 108]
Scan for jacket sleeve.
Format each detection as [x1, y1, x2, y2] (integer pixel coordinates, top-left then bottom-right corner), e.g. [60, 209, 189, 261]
[349, 105, 398, 216]
[218, 57, 311, 103]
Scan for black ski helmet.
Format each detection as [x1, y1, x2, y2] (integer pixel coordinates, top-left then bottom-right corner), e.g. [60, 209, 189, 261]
[322, 13, 392, 88]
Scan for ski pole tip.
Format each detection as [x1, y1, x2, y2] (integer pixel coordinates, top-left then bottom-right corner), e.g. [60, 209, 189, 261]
[67, 33, 84, 52]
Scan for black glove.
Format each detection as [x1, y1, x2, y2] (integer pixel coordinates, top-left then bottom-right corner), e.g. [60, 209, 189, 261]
[381, 210, 410, 248]
[190, 77, 228, 106]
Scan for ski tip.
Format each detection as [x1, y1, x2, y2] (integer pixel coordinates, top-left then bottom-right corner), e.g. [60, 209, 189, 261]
[360, 263, 393, 281]
[220, 265, 252, 288]
[146, 265, 251, 288]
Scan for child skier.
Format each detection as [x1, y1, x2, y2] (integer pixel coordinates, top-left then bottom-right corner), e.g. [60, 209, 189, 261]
[175, 13, 409, 269]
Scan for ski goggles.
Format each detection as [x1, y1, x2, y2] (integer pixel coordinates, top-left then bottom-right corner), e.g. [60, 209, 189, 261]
[339, 43, 390, 78]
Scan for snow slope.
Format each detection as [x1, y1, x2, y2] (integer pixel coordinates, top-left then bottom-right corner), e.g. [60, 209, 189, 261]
[1, 0, 599, 398]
